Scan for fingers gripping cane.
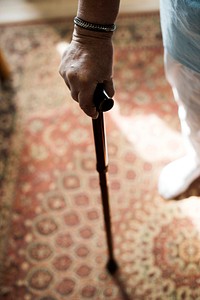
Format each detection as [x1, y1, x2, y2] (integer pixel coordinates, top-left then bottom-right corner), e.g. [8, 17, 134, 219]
[92, 83, 118, 274]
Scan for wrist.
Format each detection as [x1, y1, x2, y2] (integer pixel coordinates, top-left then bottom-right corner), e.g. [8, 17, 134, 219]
[74, 16, 116, 33]
[73, 25, 114, 41]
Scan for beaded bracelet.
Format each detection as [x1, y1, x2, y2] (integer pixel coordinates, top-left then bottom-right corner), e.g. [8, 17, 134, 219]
[74, 16, 116, 32]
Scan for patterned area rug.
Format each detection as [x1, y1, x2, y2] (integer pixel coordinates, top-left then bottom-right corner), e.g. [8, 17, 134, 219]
[1, 13, 200, 300]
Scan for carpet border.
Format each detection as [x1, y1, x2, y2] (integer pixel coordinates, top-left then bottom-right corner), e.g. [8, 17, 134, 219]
[0, 109, 24, 287]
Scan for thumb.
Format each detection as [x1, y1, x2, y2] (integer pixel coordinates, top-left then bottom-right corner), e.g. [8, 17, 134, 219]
[104, 79, 115, 98]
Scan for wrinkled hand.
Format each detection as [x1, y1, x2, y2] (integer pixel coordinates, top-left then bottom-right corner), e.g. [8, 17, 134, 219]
[59, 27, 115, 118]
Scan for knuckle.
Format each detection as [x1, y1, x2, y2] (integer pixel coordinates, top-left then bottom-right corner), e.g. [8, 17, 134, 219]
[79, 103, 91, 113]
[79, 102, 87, 110]
[58, 64, 64, 77]
[79, 104, 96, 117]
[67, 69, 78, 82]
[59, 65, 67, 81]
[71, 91, 78, 101]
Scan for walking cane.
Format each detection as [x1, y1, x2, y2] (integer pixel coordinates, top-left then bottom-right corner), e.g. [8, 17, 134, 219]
[92, 83, 118, 274]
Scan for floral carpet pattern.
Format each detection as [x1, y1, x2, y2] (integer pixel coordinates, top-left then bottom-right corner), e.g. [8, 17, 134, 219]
[1, 13, 200, 300]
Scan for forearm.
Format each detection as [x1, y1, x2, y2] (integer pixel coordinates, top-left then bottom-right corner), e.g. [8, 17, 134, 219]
[77, 0, 120, 25]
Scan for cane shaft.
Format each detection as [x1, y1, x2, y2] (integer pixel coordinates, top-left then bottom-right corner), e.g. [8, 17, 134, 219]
[92, 112, 115, 261]
[92, 85, 118, 273]
[92, 111, 108, 171]
[99, 172, 115, 260]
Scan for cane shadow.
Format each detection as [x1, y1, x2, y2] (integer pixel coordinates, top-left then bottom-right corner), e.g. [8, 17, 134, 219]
[105, 261, 132, 300]
[111, 270, 132, 300]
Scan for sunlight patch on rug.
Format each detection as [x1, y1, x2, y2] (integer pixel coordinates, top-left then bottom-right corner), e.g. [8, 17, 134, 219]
[110, 101, 184, 163]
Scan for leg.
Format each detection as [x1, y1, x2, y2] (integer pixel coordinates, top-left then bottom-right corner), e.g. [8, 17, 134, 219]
[158, 50, 200, 199]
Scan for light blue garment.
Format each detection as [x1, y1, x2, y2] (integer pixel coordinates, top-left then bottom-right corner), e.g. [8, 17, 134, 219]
[160, 0, 200, 73]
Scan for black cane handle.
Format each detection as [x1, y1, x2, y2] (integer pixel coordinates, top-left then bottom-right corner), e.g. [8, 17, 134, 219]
[93, 83, 114, 112]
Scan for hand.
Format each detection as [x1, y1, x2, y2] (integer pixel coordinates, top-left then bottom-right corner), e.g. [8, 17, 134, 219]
[59, 26, 115, 118]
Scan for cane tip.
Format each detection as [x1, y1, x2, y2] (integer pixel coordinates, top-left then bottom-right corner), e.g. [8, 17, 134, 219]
[106, 259, 118, 275]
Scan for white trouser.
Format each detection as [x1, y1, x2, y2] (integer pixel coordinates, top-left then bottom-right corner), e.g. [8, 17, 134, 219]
[164, 50, 200, 158]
